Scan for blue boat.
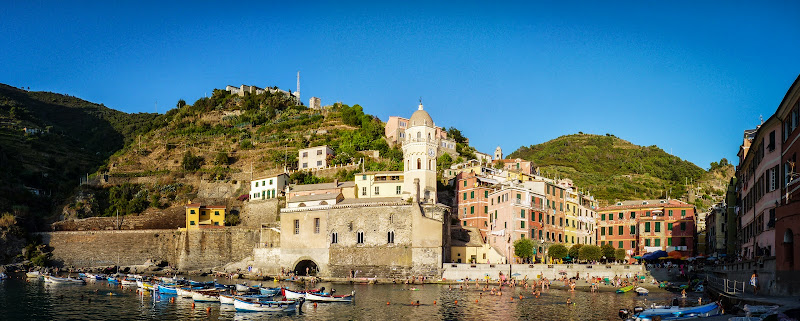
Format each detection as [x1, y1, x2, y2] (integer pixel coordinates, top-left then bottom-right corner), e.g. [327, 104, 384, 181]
[157, 284, 178, 295]
[620, 302, 722, 321]
[107, 277, 120, 284]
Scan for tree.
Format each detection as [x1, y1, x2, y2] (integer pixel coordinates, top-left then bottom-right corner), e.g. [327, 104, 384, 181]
[548, 244, 568, 259]
[601, 243, 615, 261]
[437, 153, 453, 171]
[182, 151, 203, 171]
[579, 245, 602, 261]
[177, 99, 186, 108]
[214, 151, 230, 165]
[494, 161, 505, 169]
[447, 127, 467, 144]
[514, 238, 534, 262]
[614, 248, 627, 262]
[569, 244, 583, 259]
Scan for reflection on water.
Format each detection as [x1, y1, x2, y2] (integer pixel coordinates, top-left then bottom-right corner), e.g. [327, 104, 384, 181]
[0, 275, 695, 320]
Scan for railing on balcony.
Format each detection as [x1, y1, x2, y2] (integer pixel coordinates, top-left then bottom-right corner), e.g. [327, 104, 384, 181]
[511, 198, 545, 211]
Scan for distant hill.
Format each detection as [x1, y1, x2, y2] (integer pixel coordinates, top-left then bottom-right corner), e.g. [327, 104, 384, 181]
[507, 133, 731, 207]
[0, 84, 159, 219]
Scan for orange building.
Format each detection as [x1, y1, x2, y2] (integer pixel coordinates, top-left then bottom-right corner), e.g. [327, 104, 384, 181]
[597, 199, 696, 259]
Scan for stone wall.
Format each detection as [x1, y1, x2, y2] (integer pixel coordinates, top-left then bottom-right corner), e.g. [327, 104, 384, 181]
[441, 263, 646, 281]
[38, 230, 181, 267]
[710, 258, 786, 295]
[176, 228, 260, 270]
[241, 199, 280, 228]
[38, 227, 260, 271]
[52, 207, 185, 231]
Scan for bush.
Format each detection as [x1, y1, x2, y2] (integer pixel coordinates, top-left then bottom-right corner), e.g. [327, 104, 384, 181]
[214, 151, 230, 165]
[578, 245, 602, 261]
[0, 212, 16, 229]
[615, 248, 627, 262]
[601, 243, 616, 261]
[569, 244, 583, 259]
[548, 244, 568, 259]
[514, 238, 534, 261]
[182, 151, 203, 171]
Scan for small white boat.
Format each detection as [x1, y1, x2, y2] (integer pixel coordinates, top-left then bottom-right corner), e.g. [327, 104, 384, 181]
[305, 291, 354, 302]
[233, 298, 301, 312]
[282, 288, 306, 300]
[219, 293, 235, 305]
[26, 271, 41, 278]
[192, 290, 220, 302]
[121, 278, 137, 286]
[176, 287, 195, 298]
[235, 284, 252, 292]
[635, 287, 649, 295]
[44, 275, 86, 284]
[0, 273, 7, 280]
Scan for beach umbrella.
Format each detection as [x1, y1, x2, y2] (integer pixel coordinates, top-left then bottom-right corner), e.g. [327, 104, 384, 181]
[668, 250, 682, 259]
[511, 273, 522, 277]
[633, 256, 642, 259]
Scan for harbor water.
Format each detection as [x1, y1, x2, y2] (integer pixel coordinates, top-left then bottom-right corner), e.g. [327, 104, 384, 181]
[0, 275, 702, 320]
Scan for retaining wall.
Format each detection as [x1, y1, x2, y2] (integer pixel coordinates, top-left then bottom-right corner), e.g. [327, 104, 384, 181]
[442, 263, 647, 280]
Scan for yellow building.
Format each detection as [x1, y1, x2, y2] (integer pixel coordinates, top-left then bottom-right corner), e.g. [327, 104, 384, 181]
[185, 203, 226, 229]
[450, 227, 505, 263]
[355, 171, 405, 199]
[563, 189, 580, 246]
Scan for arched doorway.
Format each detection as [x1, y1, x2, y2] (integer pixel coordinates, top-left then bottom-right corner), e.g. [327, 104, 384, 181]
[294, 259, 318, 276]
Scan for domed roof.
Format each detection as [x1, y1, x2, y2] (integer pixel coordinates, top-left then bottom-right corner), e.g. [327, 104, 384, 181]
[409, 103, 433, 127]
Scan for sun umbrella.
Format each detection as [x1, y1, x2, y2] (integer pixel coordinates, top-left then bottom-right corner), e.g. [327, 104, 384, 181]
[512, 273, 522, 277]
[633, 256, 643, 259]
[668, 250, 682, 259]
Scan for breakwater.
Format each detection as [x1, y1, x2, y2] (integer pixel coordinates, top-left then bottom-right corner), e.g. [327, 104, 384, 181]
[37, 228, 259, 271]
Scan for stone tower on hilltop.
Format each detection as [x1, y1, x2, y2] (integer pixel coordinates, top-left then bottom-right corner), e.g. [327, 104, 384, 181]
[402, 103, 438, 204]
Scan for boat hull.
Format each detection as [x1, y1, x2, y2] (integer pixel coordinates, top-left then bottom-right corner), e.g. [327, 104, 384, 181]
[305, 291, 354, 302]
[635, 302, 722, 321]
[233, 298, 299, 312]
[192, 291, 220, 302]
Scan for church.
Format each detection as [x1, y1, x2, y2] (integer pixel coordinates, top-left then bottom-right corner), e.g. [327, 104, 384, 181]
[254, 103, 451, 279]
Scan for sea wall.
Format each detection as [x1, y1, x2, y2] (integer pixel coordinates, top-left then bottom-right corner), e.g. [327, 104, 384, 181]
[441, 263, 647, 281]
[38, 227, 259, 271]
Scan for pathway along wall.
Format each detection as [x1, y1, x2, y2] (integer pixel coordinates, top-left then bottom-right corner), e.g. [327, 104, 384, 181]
[38, 228, 259, 271]
[442, 263, 647, 281]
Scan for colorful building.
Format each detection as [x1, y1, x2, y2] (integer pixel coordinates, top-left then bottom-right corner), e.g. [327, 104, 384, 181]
[185, 203, 226, 229]
[298, 145, 334, 169]
[775, 75, 800, 274]
[597, 199, 696, 259]
[486, 184, 546, 262]
[355, 171, 405, 199]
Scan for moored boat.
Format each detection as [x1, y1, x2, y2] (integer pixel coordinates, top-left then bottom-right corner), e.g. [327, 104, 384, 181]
[260, 287, 281, 296]
[44, 275, 86, 284]
[121, 278, 137, 286]
[191, 290, 220, 302]
[635, 287, 649, 296]
[157, 284, 178, 295]
[233, 298, 302, 312]
[235, 284, 252, 292]
[25, 271, 41, 278]
[219, 293, 235, 305]
[281, 288, 306, 300]
[305, 291, 354, 302]
[617, 285, 635, 293]
[620, 302, 722, 321]
[0, 272, 7, 280]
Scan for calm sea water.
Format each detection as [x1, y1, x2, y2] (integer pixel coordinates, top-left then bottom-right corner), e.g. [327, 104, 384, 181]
[0, 275, 694, 320]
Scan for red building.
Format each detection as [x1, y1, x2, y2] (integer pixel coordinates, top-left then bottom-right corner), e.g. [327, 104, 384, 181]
[776, 75, 800, 276]
[598, 199, 696, 258]
[455, 171, 497, 238]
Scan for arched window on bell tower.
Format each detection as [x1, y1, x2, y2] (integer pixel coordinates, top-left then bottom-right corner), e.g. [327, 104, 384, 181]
[428, 159, 432, 170]
[417, 131, 421, 139]
[417, 158, 421, 170]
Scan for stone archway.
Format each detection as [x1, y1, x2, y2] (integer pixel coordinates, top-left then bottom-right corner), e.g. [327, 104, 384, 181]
[294, 259, 318, 276]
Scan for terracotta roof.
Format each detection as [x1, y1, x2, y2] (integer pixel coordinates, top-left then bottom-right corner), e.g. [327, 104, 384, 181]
[290, 181, 355, 192]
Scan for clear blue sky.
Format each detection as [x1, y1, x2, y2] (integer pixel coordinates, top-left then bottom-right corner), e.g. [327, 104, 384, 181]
[3, 1, 799, 170]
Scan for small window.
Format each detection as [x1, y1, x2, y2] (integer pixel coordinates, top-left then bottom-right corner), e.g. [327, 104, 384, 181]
[294, 220, 300, 235]
[681, 210, 686, 217]
[387, 231, 395, 244]
[645, 222, 651, 232]
[331, 232, 338, 244]
[618, 241, 623, 249]
[681, 222, 686, 231]
[190, 221, 195, 225]
[314, 218, 320, 234]
[655, 222, 661, 232]
[521, 221, 525, 228]
[618, 226, 623, 235]
[396, 186, 401, 195]
[654, 238, 661, 247]
[375, 186, 380, 195]
[213, 222, 219, 226]
[357, 231, 365, 244]
[362, 187, 367, 196]
[215, 211, 220, 216]
[317, 160, 323, 166]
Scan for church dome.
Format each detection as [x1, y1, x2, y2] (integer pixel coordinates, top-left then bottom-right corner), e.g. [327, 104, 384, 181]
[409, 103, 433, 127]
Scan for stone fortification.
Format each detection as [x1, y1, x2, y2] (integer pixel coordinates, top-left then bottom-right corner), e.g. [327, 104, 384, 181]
[240, 199, 280, 228]
[38, 228, 259, 271]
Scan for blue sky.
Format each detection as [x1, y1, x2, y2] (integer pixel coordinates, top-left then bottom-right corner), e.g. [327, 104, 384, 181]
[2, 1, 799, 169]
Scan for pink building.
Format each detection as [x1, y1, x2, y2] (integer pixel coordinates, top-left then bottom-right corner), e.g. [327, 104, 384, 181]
[486, 185, 546, 263]
[737, 116, 781, 259]
[493, 158, 535, 175]
[385, 116, 447, 146]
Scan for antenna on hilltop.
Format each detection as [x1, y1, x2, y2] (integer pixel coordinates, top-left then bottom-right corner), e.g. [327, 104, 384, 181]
[296, 71, 300, 102]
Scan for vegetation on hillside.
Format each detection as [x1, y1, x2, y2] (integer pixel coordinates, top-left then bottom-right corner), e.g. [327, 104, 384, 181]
[507, 133, 729, 205]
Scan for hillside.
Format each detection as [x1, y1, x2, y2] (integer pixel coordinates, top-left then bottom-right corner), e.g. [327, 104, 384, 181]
[507, 134, 733, 207]
[0, 84, 160, 216]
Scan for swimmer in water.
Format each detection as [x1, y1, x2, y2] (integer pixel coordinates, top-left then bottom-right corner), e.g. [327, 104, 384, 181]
[411, 300, 420, 306]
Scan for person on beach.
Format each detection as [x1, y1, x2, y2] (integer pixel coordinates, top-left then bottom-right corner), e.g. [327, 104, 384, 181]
[750, 270, 758, 295]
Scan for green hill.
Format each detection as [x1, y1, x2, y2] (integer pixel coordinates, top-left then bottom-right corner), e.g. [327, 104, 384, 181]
[0, 84, 160, 217]
[507, 133, 728, 206]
